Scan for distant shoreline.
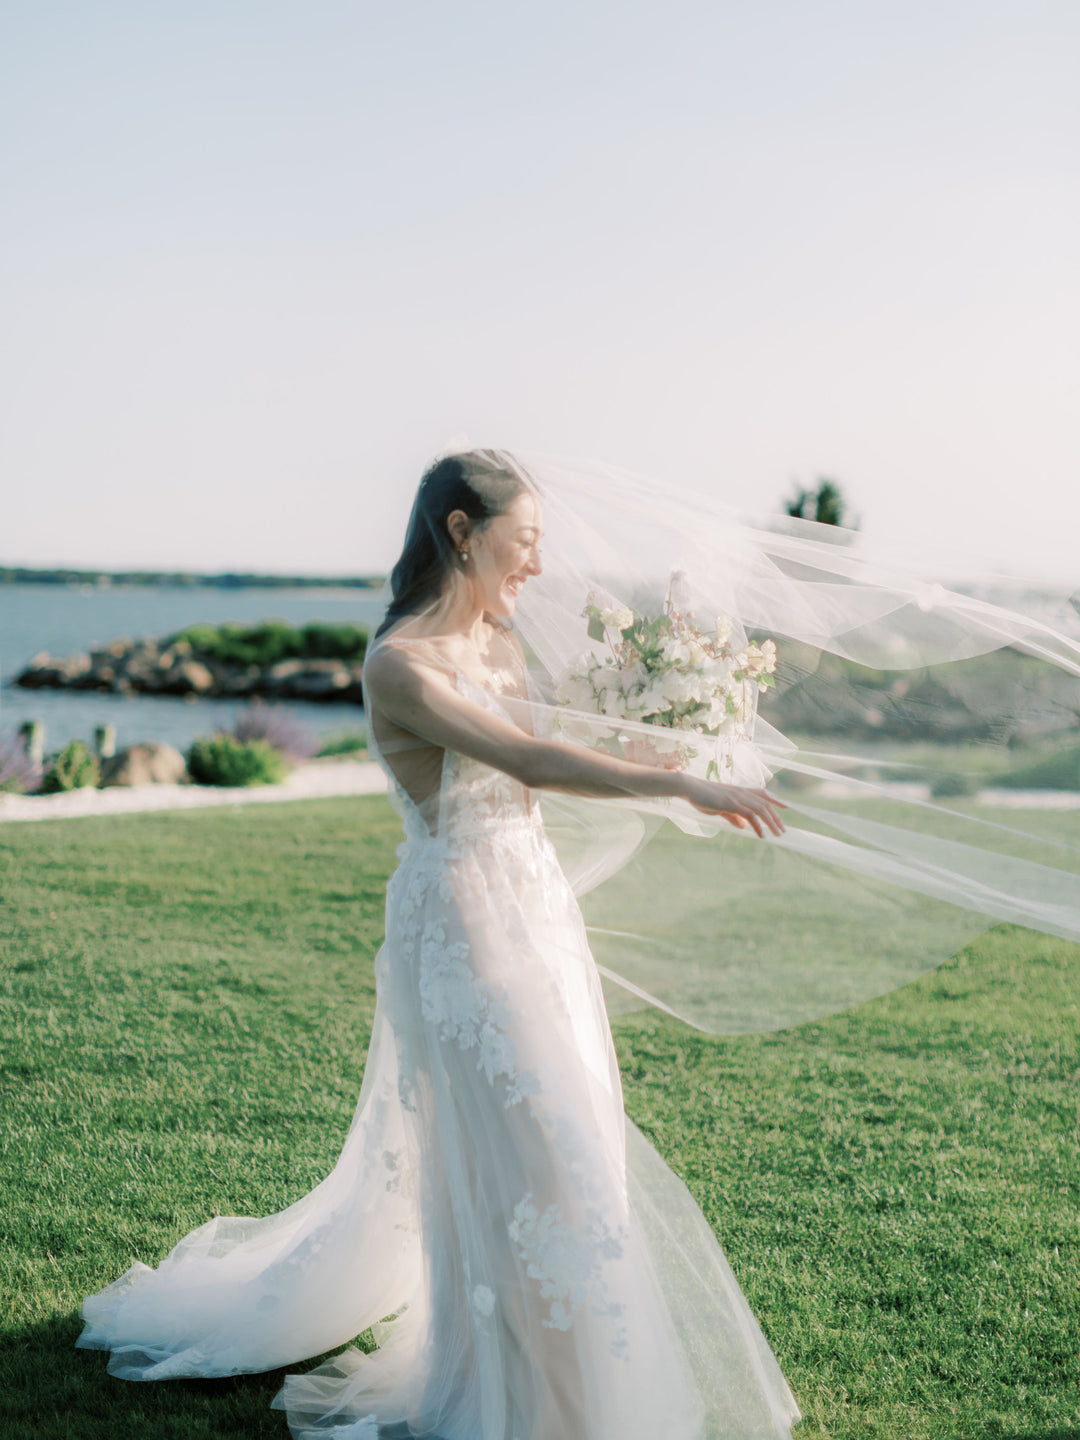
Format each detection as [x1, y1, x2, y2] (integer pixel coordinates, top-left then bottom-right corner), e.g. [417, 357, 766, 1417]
[0, 566, 385, 590]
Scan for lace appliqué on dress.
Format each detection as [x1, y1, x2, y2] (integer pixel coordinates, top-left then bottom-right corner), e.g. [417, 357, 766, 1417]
[508, 1193, 629, 1357]
[418, 920, 540, 1109]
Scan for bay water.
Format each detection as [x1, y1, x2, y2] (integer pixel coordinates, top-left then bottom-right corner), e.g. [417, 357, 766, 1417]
[0, 584, 388, 755]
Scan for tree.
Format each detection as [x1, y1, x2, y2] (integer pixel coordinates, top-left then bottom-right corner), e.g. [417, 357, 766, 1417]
[784, 477, 857, 529]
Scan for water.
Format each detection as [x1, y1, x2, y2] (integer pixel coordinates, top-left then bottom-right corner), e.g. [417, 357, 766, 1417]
[0, 584, 388, 754]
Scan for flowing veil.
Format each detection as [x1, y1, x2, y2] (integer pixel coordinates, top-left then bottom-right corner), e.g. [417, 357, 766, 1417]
[458, 449, 1080, 1034]
[74, 445, 1078, 1440]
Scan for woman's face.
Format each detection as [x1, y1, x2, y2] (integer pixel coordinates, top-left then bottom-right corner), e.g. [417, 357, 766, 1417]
[467, 491, 544, 620]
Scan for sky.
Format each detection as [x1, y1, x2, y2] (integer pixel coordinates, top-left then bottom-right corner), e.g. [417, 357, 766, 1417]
[2, 0, 1078, 580]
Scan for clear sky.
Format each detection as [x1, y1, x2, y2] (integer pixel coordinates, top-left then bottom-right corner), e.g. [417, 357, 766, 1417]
[2, 0, 1078, 580]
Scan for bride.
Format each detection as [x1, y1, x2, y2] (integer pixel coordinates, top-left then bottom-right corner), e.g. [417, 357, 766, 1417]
[76, 449, 800, 1440]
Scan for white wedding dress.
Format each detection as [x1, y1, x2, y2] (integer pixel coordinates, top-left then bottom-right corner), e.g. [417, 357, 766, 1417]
[76, 652, 802, 1440]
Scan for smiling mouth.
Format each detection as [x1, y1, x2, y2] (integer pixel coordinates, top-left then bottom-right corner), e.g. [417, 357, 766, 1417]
[504, 575, 527, 596]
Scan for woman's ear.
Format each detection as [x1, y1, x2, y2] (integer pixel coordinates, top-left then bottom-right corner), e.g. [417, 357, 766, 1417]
[446, 509, 471, 550]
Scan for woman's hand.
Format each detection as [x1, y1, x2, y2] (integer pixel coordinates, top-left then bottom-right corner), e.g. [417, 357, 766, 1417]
[682, 777, 788, 837]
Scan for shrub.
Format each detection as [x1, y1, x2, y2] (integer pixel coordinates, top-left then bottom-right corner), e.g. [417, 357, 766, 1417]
[0, 731, 42, 794]
[299, 622, 368, 662]
[41, 741, 100, 793]
[232, 703, 317, 759]
[929, 771, 981, 798]
[187, 736, 288, 787]
[316, 730, 368, 758]
[784, 478, 858, 529]
[169, 620, 368, 669]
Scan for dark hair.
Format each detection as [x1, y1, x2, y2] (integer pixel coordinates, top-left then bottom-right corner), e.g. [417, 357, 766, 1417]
[375, 450, 527, 638]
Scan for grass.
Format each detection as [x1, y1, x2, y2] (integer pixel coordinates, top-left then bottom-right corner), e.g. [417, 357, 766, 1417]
[315, 730, 368, 758]
[778, 734, 1080, 793]
[996, 746, 1080, 792]
[1, 797, 1078, 1440]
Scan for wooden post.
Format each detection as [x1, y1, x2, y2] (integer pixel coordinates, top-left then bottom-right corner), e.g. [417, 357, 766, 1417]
[94, 724, 116, 759]
[19, 719, 45, 765]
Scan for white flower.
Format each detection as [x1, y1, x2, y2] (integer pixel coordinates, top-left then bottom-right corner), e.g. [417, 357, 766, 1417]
[741, 644, 768, 677]
[714, 614, 733, 645]
[600, 605, 635, 632]
[567, 676, 598, 710]
[703, 655, 734, 686]
[599, 687, 628, 719]
[472, 1284, 496, 1318]
[660, 670, 697, 705]
[639, 680, 673, 715]
[660, 636, 690, 665]
[555, 660, 600, 711]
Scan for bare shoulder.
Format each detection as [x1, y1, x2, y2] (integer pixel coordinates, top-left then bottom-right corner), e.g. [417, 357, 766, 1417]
[364, 638, 451, 704]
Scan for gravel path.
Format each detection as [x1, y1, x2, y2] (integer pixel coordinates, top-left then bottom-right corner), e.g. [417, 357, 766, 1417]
[0, 759, 389, 824]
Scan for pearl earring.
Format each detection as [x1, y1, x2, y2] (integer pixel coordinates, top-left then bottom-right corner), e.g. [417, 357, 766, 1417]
[460, 550, 469, 561]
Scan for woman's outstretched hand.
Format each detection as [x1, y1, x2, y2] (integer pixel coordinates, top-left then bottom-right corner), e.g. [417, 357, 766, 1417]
[683, 777, 789, 837]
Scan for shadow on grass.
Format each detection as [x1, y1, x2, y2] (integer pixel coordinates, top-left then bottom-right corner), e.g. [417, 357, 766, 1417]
[5, 1312, 1080, 1440]
[988, 1433, 1080, 1440]
[3, 1313, 297, 1440]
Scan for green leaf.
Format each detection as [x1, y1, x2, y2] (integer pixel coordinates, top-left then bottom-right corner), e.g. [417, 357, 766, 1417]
[587, 614, 606, 642]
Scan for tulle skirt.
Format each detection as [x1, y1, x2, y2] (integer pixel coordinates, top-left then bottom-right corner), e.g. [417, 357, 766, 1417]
[77, 819, 801, 1439]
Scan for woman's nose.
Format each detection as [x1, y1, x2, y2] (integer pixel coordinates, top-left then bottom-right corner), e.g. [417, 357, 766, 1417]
[528, 547, 543, 575]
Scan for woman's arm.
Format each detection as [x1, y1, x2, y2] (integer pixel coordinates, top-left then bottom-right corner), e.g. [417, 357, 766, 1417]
[364, 646, 786, 837]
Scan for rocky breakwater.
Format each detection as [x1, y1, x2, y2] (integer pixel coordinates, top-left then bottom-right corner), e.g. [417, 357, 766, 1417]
[16, 629, 366, 705]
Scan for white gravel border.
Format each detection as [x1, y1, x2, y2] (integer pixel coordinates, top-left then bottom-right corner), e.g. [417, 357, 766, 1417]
[3, 765, 1077, 826]
[0, 758, 388, 824]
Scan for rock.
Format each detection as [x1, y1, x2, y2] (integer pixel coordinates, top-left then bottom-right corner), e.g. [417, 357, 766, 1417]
[99, 744, 188, 788]
[220, 665, 263, 696]
[161, 659, 215, 695]
[14, 639, 365, 704]
[265, 659, 354, 699]
[16, 652, 93, 688]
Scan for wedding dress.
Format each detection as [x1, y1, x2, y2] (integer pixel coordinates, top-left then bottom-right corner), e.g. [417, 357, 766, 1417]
[76, 633, 803, 1440]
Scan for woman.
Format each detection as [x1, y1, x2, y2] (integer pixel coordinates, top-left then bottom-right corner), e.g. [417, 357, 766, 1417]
[77, 450, 799, 1439]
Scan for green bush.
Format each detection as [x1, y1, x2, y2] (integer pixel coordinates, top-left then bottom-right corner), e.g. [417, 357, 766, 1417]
[40, 741, 100, 793]
[995, 744, 1080, 791]
[298, 622, 369, 661]
[187, 735, 288, 787]
[316, 730, 368, 758]
[170, 620, 368, 668]
[929, 771, 982, 798]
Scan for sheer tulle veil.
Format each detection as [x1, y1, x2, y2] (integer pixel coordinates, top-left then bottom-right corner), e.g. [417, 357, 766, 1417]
[438, 447, 1080, 1035]
[73, 444, 1078, 1440]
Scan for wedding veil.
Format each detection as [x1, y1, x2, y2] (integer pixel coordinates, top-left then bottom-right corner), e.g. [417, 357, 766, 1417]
[378, 448, 1080, 1036]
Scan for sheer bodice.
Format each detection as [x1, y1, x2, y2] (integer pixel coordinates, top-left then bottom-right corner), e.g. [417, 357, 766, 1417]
[370, 671, 541, 850]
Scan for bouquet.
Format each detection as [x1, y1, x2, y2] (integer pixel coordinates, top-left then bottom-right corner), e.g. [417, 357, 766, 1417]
[554, 572, 777, 779]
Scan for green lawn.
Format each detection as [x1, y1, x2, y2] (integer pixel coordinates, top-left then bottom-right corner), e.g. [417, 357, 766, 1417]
[1, 798, 1078, 1440]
